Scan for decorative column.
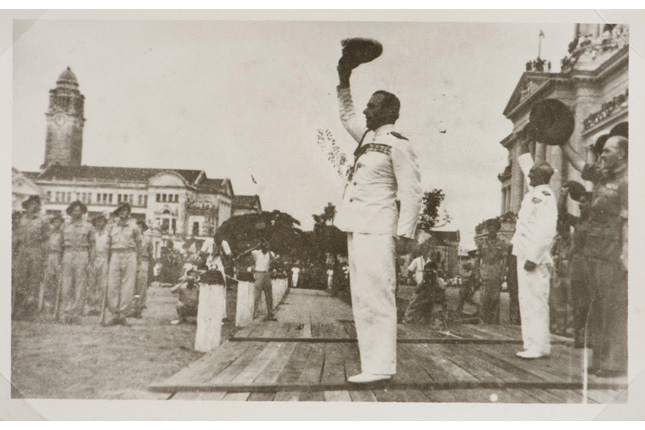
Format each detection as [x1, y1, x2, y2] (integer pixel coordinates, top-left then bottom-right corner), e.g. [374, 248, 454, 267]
[510, 142, 525, 213]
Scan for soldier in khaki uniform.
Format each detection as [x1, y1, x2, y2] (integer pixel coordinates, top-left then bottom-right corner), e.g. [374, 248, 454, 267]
[60, 201, 95, 324]
[87, 215, 109, 316]
[477, 219, 508, 324]
[40, 215, 64, 313]
[104, 202, 142, 326]
[132, 220, 154, 318]
[13, 195, 49, 319]
[335, 52, 422, 383]
[563, 135, 628, 377]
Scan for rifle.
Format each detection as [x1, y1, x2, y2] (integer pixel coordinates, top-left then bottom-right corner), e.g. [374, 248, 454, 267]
[54, 275, 62, 321]
[100, 243, 112, 326]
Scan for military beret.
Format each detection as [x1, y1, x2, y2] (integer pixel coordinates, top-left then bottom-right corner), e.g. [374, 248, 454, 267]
[66, 200, 88, 215]
[91, 214, 107, 226]
[113, 202, 131, 216]
[566, 181, 587, 202]
[21, 195, 41, 210]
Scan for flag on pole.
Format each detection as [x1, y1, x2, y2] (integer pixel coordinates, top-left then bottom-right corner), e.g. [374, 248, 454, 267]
[539, 29, 545, 38]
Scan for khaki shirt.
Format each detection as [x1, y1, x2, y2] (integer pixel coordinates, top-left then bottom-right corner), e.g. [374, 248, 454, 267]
[478, 237, 507, 280]
[511, 154, 557, 264]
[335, 87, 422, 238]
[252, 249, 274, 272]
[62, 220, 96, 251]
[108, 219, 142, 252]
[95, 228, 110, 255]
[46, 230, 63, 253]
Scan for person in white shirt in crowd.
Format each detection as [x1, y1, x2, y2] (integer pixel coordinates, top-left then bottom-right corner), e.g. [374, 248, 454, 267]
[403, 243, 433, 323]
[326, 266, 334, 290]
[291, 264, 300, 288]
[239, 238, 277, 321]
[511, 140, 558, 359]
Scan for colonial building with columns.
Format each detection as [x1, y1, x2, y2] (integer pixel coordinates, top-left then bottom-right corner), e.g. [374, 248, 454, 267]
[499, 23, 628, 216]
[15, 67, 254, 257]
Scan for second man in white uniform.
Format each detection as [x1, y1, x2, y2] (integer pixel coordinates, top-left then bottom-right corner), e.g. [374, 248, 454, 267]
[511, 141, 557, 359]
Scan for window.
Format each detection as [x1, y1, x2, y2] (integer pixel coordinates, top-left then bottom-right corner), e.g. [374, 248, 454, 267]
[143, 195, 148, 206]
[108, 194, 113, 203]
[47, 191, 52, 202]
[67, 192, 71, 202]
[171, 219, 176, 233]
[174, 194, 178, 202]
[192, 222, 199, 236]
[156, 194, 161, 202]
[130, 195, 134, 203]
[162, 194, 167, 202]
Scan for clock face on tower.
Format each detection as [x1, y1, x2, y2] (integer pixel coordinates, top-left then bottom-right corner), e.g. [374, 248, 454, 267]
[54, 114, 66, 126]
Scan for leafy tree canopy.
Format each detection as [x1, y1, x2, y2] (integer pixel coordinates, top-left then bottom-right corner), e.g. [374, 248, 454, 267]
[418, 189, 451, 232]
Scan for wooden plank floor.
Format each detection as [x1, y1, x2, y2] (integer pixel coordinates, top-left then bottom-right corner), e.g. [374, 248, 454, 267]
[151, 288, 627, 403]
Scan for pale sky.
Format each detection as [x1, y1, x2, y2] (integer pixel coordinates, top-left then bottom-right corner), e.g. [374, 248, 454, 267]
[12, 19, 574, 249]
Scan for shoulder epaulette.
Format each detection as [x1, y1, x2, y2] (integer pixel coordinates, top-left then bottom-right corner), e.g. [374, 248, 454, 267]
[391, 132, 408, 141]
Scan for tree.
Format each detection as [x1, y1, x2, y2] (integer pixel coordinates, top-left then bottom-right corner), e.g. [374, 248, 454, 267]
[215, 210, 305, 256]
[417, 189, 451, 232]
[311, 203, 346, 260]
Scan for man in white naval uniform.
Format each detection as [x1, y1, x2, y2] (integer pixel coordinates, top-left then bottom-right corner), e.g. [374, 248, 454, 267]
[335, 59, 422, 383]
[511, 140, 557, 359]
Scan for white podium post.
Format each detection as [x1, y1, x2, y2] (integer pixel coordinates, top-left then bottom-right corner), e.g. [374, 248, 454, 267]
[195, 283, 225, 352]
[235, 281, 255, 327]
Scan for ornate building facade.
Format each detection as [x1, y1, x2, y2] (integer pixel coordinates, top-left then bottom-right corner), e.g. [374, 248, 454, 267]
[15, 68, 260, 256]
[499, 23, 628, 216]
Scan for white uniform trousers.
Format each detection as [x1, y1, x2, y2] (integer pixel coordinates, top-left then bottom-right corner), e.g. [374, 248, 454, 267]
[347, 232, 397, 375]
[517, 258, 551, 355]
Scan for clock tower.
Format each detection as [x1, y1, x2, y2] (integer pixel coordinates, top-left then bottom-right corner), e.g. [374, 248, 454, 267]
[43, 67, 86, 168]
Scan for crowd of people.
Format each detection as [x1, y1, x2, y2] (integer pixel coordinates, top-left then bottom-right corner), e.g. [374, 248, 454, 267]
[12, 199, 153, 326]
[12, 129, 628, 380]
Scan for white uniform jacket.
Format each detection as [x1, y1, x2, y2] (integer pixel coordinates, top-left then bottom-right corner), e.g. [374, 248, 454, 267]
[334, 86, 422, 239]
[511, 153, 557, 265]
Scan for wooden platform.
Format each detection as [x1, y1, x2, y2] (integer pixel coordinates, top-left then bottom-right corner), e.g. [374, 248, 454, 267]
[150, 288, 628, 403]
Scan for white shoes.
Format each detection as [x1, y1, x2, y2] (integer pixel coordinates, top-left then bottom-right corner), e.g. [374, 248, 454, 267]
[516, 350, 550, 360]
[347, 373, 393, 384]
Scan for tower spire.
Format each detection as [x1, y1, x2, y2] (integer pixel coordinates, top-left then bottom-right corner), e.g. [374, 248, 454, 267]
[42, 68, 86, 169]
